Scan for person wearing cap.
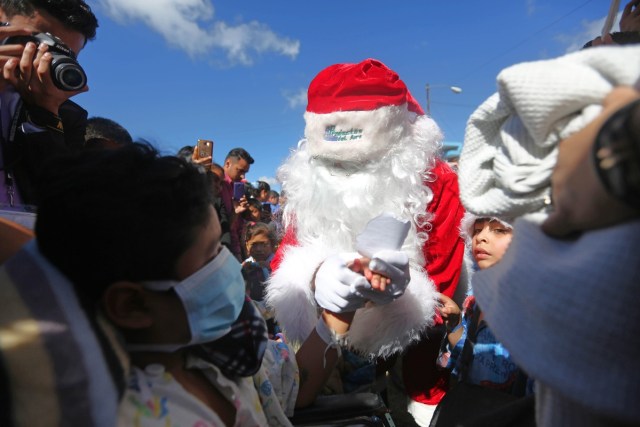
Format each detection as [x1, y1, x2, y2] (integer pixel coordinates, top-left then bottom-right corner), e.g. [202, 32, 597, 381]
[266, 58, 466, 423]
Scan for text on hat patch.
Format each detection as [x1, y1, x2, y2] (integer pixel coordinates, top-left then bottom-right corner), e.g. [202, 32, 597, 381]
[324, 125, 363, 141]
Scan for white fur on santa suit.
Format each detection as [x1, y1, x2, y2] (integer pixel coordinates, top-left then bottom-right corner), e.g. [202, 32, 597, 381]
[266, 104, 445, 359]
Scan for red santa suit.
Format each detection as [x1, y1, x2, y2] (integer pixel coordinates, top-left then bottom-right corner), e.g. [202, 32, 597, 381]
[266, 59, 465, 411]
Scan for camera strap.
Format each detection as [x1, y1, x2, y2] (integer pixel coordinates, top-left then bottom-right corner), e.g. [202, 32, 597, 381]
[1, 100, 38, 211]
[1, 99, 23, 207]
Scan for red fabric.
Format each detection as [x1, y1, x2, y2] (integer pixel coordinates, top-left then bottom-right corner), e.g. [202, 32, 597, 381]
[421, 161, 465, 299]
[271, 225, 298, 272]
[306, 59, 424, 115]
[403, 159, 466, 405]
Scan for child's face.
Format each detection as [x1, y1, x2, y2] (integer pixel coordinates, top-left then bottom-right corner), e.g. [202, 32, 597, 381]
[471, 219, 513, 270]
[246, 233, 273, 262]
[248, 205, 261, 221]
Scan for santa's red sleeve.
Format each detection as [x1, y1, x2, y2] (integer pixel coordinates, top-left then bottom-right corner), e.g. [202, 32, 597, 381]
[403, 159, 467, 407]
[271, 225, 298, 272]
[422, 160, 466, 297]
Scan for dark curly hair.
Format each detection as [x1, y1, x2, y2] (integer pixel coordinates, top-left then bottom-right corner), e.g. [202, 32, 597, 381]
[0, 0, 98, 42]
[35, 142, 215, 304]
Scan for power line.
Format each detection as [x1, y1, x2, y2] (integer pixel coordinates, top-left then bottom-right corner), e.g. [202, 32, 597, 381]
[455, 0, 595, 84]
[430, 101, 481, 109]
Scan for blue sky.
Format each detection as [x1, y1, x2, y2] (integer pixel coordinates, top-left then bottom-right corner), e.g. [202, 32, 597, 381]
[76, 0, 618, 190]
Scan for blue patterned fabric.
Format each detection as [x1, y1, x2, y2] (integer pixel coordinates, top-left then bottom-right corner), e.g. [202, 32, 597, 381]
[443, 295, 532, 396]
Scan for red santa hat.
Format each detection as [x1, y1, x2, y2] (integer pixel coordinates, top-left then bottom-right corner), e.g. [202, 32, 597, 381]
[306, 59, 424, 115]
[304, 58, 425, 161]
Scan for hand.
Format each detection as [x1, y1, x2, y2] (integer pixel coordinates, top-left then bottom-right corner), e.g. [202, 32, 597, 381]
[349, 249, 410, 306]
[367, 249, 410, 296]
[620, 0, 640, 33]
[191, 145, 212, 168]
[590, 33, 615, 46]
[0, 24, 34, 92]
[234, 195, 249, 214]
[542, 87, 640, 237]
[314, 252, 370, 313]
[3, 40, 87, 114]
[437, 293, 461, 333]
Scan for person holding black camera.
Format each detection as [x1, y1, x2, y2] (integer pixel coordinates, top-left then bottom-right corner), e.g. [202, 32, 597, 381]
[0, 0, 98, 214]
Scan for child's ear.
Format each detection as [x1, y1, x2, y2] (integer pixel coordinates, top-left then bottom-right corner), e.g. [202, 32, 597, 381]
[102, 282, 154, 329]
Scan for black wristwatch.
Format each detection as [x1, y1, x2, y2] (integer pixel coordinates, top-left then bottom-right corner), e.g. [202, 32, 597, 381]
[592, 98, 640, 209]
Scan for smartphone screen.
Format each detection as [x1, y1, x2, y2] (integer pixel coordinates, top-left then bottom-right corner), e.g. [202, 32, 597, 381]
[233, 182, 245, 200]
[197, 139, 213, 159]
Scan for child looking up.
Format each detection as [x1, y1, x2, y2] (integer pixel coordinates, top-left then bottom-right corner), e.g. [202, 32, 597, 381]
[438, 216, 531, 395]
[242, 222, 278, 334]
[242, 222, 276, 299]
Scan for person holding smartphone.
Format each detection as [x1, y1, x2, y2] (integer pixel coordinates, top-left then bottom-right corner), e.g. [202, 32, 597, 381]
[221, 147, 254, 260]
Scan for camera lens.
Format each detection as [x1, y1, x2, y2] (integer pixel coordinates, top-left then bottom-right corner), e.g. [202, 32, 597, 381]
[53, 62, 86, 91]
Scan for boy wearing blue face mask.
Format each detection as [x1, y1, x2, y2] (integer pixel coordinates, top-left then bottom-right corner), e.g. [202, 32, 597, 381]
[17, 142, 386, 426]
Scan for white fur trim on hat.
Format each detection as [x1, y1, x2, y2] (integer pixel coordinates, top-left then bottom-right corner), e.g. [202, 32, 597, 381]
[459, 212, 513, 247]
[304, 104, 419, 163]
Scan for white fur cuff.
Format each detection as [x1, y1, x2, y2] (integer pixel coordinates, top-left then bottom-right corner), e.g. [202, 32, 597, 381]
[266, 244, 330, 344]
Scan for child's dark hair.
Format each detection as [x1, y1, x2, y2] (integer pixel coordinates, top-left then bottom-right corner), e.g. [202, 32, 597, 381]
[245, 222, 276, 247]
[36, 142, 215, 304]
[246, 197, 262, 210]
[0, 0, 99, 42]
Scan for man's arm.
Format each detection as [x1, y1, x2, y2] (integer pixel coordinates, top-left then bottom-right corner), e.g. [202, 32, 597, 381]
[294, 310, 354, 408]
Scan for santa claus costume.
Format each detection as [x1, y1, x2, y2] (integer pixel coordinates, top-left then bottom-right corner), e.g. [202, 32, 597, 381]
[267, 59, 466, 423]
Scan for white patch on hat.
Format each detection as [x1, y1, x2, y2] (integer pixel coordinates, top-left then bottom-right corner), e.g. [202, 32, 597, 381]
[304, 104, 418, 162]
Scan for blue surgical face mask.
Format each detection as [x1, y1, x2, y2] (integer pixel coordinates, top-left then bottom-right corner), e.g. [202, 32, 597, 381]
[128, 246, 246, 353]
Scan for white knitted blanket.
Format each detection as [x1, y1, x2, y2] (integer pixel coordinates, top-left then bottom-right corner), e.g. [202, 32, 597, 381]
[473, 218, 640, 423]
[459, 45, 640, 219]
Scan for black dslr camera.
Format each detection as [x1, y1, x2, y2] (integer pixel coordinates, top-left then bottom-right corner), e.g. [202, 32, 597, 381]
[2, 32, 86, 91]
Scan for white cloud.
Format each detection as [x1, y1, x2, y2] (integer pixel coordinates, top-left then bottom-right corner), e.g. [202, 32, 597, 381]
[283, 88, 307, 109]
[556, 12, 621, 53]
[96, 0, 300, 65]
[527, 0, 536, 16]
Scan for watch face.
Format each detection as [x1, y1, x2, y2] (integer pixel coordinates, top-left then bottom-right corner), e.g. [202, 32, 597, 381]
[593, 98, 640, 206]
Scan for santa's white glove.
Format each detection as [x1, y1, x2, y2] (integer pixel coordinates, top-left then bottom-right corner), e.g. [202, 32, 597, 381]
[354, 249, 411, 305]
[314, 252, 369, 313]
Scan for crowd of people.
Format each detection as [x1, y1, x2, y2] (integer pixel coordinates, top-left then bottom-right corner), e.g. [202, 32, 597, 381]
[0, 1, 639, 427]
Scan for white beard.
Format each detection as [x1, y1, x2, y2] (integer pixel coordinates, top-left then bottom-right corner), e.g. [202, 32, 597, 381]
[279, 114, 443, 264]
[267, 115, 445, 358]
